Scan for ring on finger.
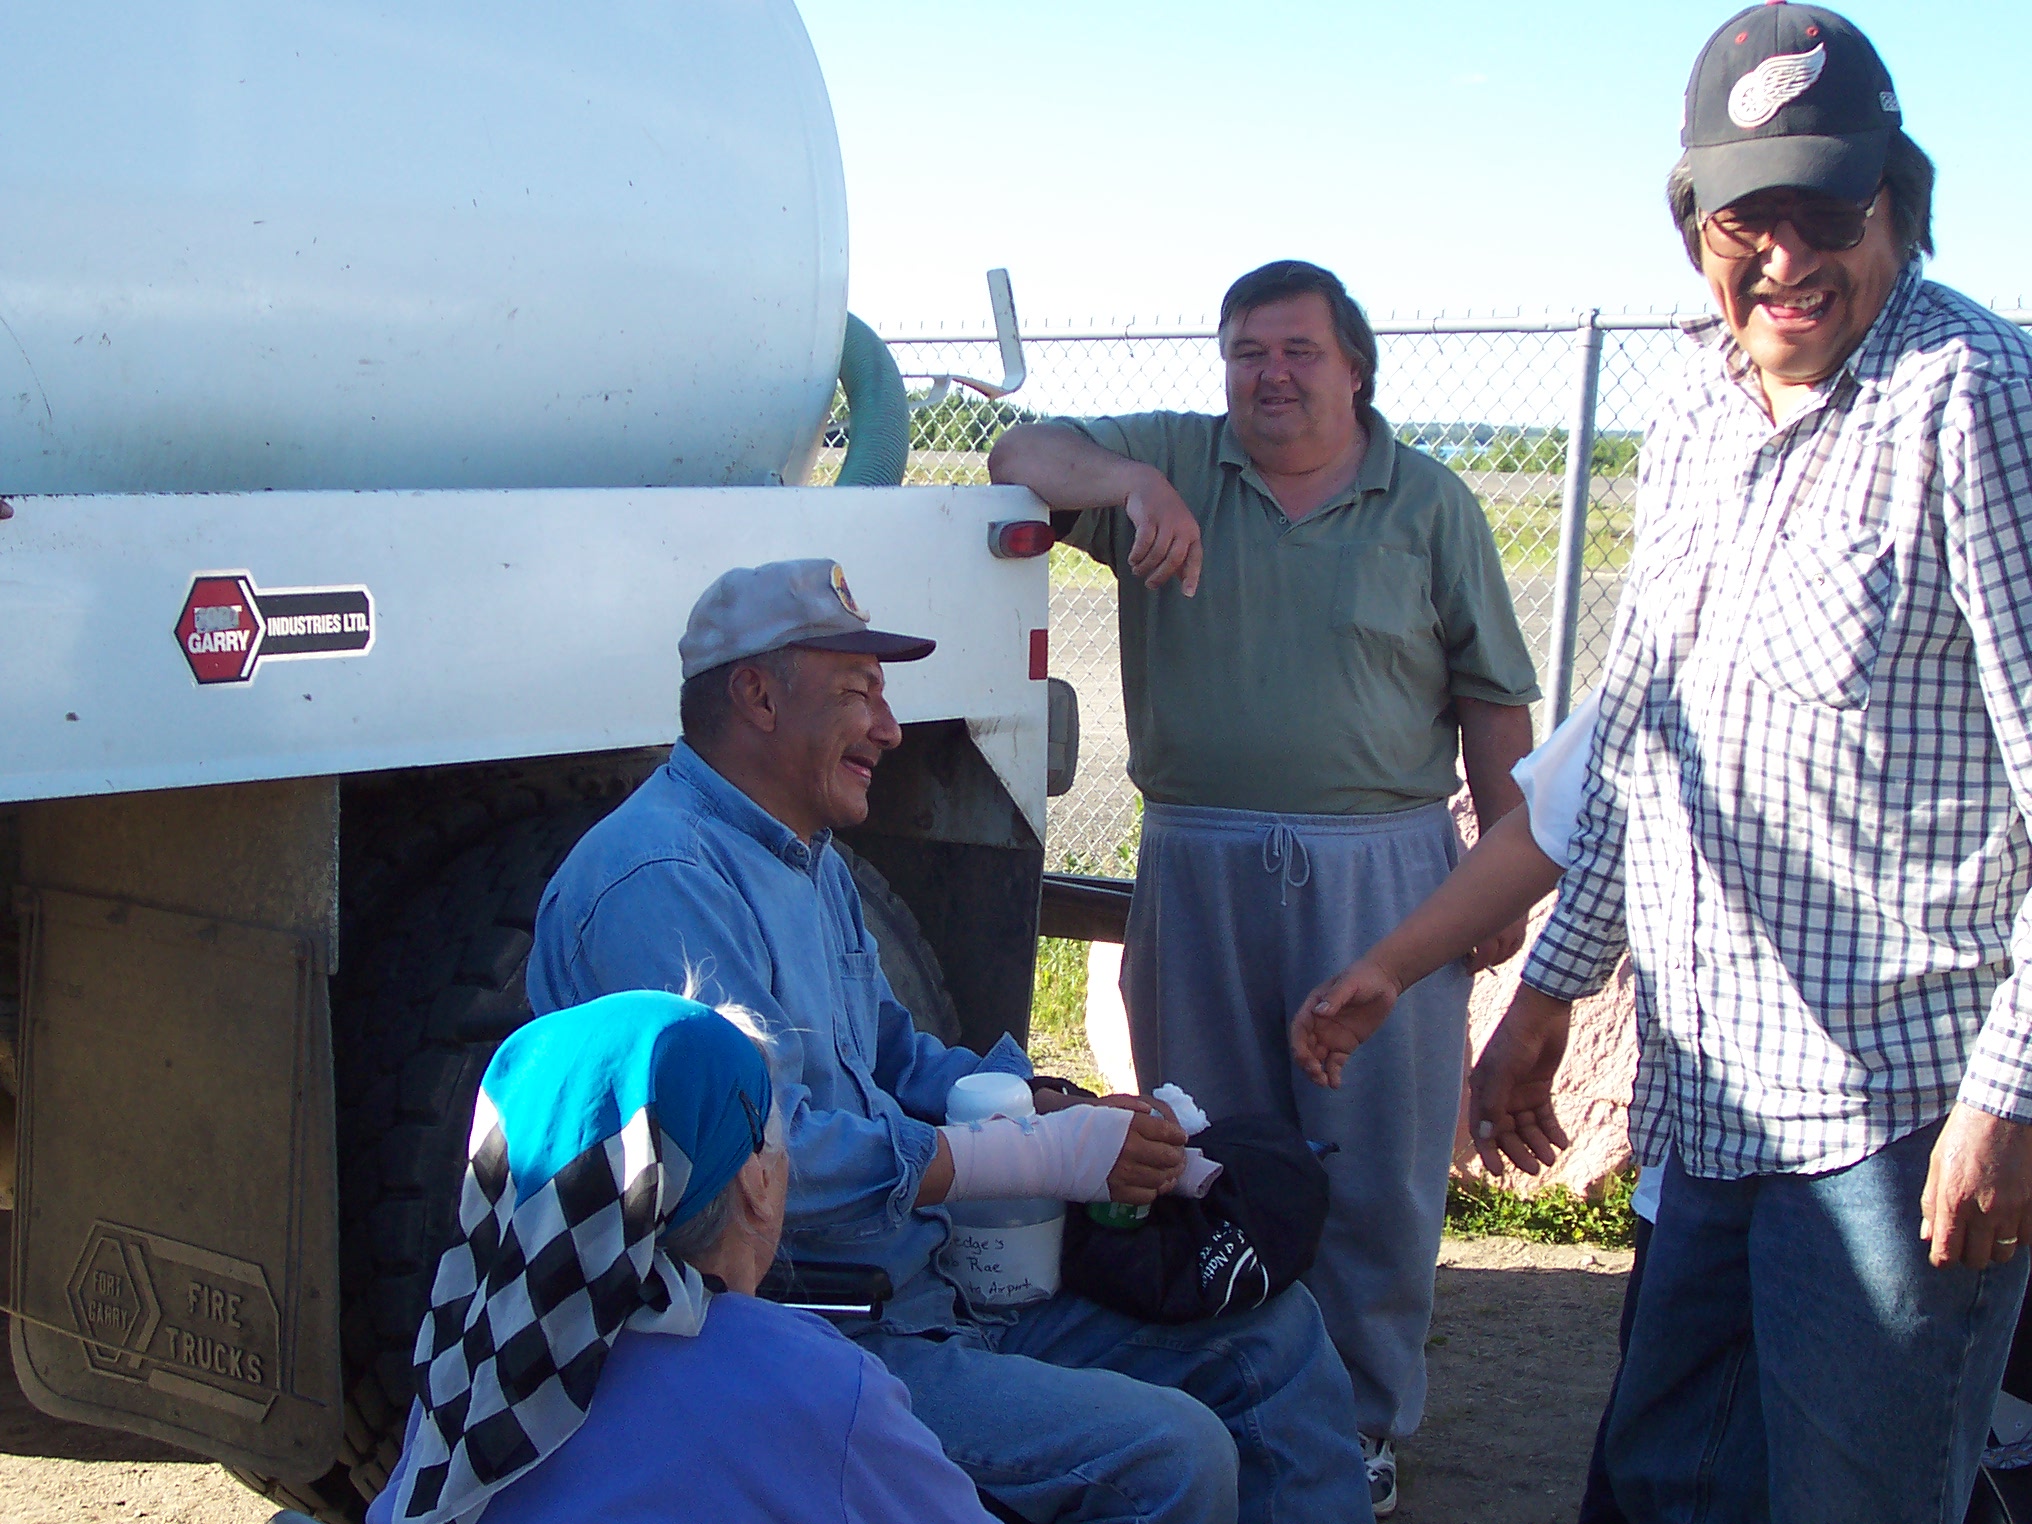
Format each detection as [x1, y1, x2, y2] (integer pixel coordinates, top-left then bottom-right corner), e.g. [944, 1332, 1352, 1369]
[2000, 1236, 2021, 1247]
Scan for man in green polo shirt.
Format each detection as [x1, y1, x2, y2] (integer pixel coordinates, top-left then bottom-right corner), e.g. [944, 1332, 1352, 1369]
[990, 259, 1539, 1516]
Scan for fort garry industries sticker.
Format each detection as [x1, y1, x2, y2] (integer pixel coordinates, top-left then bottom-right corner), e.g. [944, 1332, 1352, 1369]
[176, 572, 374, 685]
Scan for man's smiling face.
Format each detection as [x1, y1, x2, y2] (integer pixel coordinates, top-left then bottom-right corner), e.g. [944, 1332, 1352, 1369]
[770, 649, 900, 835]
[1222, 291, 1364, 470]
[1701, 184, 1902, 400]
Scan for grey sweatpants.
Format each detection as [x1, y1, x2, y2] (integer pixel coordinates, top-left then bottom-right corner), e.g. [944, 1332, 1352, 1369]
[1123, 799, 1470, 1441]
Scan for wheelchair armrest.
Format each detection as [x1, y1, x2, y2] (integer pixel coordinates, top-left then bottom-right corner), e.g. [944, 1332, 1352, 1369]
[756, 1261, 893, 1320]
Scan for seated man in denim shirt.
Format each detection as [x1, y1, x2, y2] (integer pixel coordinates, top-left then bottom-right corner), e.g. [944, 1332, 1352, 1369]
[529, 559, 1373, 1524]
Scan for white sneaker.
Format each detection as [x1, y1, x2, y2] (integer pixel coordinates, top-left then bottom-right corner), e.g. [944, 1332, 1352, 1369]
[1360, 1433, 1397, 1519]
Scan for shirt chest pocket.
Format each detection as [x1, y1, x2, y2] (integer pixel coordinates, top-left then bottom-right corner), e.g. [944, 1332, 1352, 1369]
[1330, 545, 1436, 646]
[834, 948, 883, 1065]
[1746, 531, 1897, 710]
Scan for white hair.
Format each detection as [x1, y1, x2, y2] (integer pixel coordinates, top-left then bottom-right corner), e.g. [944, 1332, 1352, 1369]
[702, 997, 790, 1155]
[659, 985, 791, 1268]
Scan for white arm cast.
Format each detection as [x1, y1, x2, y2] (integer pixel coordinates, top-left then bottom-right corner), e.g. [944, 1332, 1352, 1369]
[940, 1106, 1136, 1204]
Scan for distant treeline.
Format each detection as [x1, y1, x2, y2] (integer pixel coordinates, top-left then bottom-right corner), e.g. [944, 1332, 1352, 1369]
[824, 393, 1641, 475]
[1399, 422, 1641, 476]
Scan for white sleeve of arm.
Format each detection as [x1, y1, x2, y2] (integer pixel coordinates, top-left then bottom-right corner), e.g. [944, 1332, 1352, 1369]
[940, 1106, 1136, 1204]
[1509, 685, 1603, 869]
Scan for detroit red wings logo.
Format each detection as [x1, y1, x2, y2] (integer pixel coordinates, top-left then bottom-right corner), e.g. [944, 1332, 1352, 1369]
[1728, 44, 1826, 129]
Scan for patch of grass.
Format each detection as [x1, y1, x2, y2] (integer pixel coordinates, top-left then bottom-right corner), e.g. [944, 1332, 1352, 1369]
[903, 457, 992, 487]
[1445, 1169, 1637, 1249]
[1482, 492, 1636, 575]
[1026, 936, 1104, 1094]
[1049, 541, 1114, 590]
[1054, 801, 1142, 880]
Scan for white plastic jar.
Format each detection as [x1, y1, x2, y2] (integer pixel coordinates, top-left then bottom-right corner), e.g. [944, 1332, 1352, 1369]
[939, 1073, 1065, 1308]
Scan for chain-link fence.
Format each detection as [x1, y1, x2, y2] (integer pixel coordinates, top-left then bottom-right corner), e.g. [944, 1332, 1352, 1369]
[816, 307, 2027, 874]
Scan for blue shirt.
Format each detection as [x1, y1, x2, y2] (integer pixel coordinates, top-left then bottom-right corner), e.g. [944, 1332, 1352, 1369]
[369, 1295, 992, 1524]
[529, 743, 1031, 1330]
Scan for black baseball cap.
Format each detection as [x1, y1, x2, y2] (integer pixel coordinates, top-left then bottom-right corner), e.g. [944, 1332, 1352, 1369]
[1682, 3, 1901, 213]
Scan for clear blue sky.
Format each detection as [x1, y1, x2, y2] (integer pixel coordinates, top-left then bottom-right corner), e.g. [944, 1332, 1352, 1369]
[795, 1, 2031, 329]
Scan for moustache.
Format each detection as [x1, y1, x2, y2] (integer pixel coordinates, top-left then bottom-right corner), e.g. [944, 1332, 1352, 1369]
[1738, 267, 1851, 306]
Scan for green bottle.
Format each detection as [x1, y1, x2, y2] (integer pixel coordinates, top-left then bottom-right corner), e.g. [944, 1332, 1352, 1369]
[1086, 1201, 1152, 1230]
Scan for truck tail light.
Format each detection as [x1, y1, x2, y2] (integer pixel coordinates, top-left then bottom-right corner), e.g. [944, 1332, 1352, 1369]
[989, 519, 1055, 559]
[1029, 629, 1048, 680]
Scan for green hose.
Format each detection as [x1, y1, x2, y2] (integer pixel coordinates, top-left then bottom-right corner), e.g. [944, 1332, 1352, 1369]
[835, 313, 910, 487]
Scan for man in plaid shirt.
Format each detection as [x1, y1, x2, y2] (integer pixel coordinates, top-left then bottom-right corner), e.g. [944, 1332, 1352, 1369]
[1471, 7, 2032, 1520]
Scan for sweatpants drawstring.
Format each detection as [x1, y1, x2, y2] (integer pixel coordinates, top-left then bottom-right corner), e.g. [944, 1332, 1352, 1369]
[1261, 823, 1312, 907]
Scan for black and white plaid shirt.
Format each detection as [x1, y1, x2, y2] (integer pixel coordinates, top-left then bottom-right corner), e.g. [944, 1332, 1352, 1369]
[1522, 262, 2032, 1179]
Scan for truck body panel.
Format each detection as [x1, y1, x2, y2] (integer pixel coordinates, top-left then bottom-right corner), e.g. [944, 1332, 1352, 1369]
[0, 485, 1053, 839]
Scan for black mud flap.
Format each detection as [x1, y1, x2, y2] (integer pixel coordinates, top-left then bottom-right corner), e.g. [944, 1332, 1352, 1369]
[10, 782, 344, 1482]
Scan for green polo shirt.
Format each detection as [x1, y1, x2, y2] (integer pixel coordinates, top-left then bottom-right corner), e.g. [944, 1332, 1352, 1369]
[1061, 410, 1540, 815]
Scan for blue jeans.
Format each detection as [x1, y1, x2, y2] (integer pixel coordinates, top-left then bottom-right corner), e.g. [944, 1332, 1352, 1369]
[1605, 1122, 2029, 1523]
[855, 1283, 1374, 1523]
[1579, 1214, 1652, 1524]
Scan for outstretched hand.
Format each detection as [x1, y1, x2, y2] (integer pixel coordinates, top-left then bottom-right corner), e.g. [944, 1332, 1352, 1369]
[1291, 959, 1402, 1088]
[1468, 984, 1573, 1176]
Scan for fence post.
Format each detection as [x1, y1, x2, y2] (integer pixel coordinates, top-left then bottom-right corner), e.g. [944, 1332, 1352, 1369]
[1544, 309, 1604, 732]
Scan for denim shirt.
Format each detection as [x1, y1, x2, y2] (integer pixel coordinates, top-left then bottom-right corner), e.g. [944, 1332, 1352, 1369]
[528, 742, 1031, 1331]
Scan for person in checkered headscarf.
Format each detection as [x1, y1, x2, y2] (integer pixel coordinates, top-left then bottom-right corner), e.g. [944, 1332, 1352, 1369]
[367, 989, 993, 1524]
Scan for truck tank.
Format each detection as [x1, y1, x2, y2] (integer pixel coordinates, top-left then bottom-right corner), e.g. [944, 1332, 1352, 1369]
[0, 0, 849, 494]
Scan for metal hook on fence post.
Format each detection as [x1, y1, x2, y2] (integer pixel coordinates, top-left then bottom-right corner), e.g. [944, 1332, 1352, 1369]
[902, 268, 1028, 409]
[1544, 308, 1604, 733]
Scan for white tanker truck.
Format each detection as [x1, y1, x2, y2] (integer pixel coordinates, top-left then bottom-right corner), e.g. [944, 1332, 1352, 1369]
[0, 5, 1100, 1517]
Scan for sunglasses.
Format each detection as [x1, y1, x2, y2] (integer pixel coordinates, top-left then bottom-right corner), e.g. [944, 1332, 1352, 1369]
[1701, 188, 1883, 259]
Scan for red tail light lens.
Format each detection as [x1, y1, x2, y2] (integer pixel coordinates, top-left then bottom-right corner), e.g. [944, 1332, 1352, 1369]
[989, 519, 1056, 559]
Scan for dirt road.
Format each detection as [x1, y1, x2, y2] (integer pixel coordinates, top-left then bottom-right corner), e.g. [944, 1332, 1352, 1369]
[1, 1231, 1629, 1524]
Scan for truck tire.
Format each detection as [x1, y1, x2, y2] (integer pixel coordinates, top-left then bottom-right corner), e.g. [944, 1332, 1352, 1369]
[832, 840, 963, 1046]
[232, 784, 960, 1520]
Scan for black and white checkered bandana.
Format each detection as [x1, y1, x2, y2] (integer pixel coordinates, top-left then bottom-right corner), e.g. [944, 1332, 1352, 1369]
[384, 1090, 709, 1524]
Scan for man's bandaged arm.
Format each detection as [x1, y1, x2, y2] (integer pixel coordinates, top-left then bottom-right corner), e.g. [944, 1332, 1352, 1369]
[939, 1106, 1137, 1204]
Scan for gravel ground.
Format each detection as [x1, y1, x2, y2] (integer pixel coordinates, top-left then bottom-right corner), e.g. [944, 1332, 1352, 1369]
[1403, 1236, 1634, 1523]
[2, 1219, 1629, 1524]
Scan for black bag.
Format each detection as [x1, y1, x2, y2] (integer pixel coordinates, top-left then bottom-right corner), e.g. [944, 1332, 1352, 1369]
[1060, 1112, 1331, 1324]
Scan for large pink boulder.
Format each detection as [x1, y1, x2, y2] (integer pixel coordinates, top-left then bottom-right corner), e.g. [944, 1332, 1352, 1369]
[1448, 793, 1639, 1198]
